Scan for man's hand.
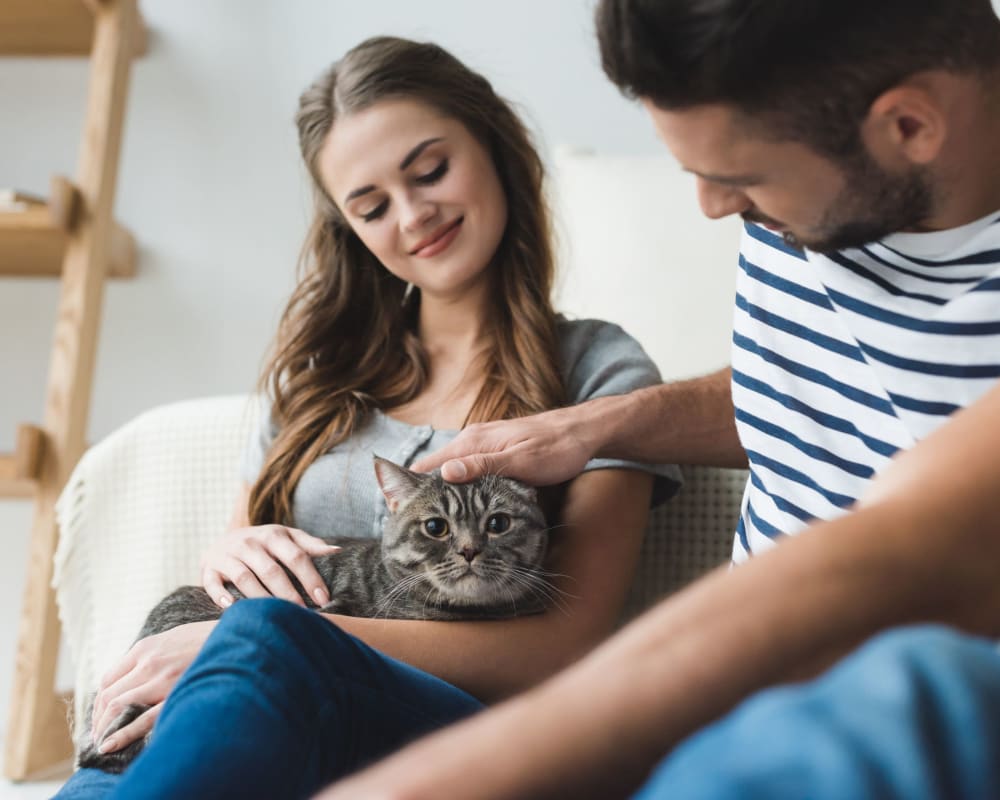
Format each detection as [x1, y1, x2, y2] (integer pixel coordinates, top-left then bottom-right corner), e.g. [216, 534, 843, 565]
[411, 403, 599, 485]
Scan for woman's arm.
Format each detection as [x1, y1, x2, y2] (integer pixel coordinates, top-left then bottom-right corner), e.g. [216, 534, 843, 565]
[413, 368, 746, 485]
[324, 468, 654, 702]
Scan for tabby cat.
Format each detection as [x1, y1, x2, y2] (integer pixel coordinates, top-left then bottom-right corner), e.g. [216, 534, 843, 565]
[79, 455, 553, 773]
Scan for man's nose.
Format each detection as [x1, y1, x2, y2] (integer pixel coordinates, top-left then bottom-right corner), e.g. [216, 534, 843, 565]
[696, 177, 750, 220]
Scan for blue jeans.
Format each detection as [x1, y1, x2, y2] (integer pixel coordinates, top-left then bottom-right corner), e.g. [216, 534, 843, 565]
[54, 598, 484, 799]
[635, 625, 1000, 799]
[55, 610, 1000, 800]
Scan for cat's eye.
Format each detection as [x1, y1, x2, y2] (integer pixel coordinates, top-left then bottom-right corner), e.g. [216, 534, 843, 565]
[486, 514, 511, 534]
[423, 518, 449, 538]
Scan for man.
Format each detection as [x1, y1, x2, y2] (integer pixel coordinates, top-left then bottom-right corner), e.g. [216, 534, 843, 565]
[320, 1, 1000, 797]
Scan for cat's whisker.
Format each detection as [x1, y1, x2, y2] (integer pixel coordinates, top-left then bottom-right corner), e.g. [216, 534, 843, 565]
[382, 572, 426, 601]
[505, 570, 563, 600]
[507, 563, 573, 588]
[518, 565, 577, 585]
[505, 567, 577, 611]
[499, 583, 519, 615]
[501, 573, 571, 617]
[490, 570, 535, 608]
[492, 565, 572, 615]
[541, 523, 571, 534]
[376, 572, 430, 618]
[377, 581, 416, 613]
[422, 583, 446, 617]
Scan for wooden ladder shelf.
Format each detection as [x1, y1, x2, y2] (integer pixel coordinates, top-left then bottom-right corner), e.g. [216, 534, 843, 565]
[1, 0, 146, 781]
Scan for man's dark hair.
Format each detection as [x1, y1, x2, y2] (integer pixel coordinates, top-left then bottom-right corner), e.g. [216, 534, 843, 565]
[597, 0, 1000, 160]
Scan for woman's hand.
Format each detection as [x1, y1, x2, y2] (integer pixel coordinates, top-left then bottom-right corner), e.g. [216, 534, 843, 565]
[200, 524, 340, 608]
[89, 620, 216, 754]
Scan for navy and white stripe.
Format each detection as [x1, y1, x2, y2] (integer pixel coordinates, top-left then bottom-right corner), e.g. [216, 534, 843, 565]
[731, 210, 1000, 562]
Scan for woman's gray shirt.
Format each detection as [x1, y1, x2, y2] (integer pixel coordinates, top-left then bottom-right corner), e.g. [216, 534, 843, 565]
[242, 318, 681, 539]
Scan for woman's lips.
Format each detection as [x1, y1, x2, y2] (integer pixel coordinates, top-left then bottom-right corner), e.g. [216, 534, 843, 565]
[411, 218, 463, 258]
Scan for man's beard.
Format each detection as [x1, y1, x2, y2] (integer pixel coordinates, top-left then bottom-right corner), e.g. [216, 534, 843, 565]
[784, 150, 935, 254]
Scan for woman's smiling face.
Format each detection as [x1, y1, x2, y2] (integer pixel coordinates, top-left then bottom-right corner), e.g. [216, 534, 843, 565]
[320, 98, 509, 300]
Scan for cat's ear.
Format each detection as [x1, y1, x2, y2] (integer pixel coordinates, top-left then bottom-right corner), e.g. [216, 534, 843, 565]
[373, 456, 426, 513]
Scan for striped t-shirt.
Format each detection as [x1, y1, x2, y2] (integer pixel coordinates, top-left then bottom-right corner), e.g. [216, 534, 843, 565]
[731, 209, 1000, 562]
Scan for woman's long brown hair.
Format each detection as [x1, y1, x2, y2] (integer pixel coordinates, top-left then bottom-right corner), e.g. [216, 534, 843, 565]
[248, 37, 566, 525]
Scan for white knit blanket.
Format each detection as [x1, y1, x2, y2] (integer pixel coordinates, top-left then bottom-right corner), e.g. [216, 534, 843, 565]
[52, 395, 258, 739]
[51, 393, 746, 744]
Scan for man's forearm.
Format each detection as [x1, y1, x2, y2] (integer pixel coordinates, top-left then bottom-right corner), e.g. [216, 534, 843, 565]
[578, 367, 746, 468]
[413, 368, 744, 484]
[324, 380, 1000, 800]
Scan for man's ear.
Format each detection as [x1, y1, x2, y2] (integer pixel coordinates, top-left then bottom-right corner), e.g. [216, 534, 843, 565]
[373, 456, 426, 513]
[861, 81, 947, 168]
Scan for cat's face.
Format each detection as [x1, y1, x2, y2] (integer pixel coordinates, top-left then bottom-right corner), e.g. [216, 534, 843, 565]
[373, 457, 548, 606]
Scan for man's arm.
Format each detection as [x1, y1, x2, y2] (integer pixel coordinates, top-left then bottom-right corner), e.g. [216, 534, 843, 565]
[319, 379, 1000, 800]
[413, 367, 747, 484]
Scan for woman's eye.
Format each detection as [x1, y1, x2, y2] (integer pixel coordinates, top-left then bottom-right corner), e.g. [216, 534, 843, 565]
[414, 159, 449, 186]
[486, 514, 511, 534]
[361, 200, 388, 222]
[423, 518, 450, 538]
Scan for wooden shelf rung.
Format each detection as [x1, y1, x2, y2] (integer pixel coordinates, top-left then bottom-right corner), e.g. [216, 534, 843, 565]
[0, 458, 36, 499]
[15, 424, 45, 481]
[0, 425, 45, 498]
[48, 175, 82, 232]
[0, 0, 147, 58]
[0, 211, 137, 279]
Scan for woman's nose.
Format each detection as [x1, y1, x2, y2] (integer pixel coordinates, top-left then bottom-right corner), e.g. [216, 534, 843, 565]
[399, 193, 436, 232]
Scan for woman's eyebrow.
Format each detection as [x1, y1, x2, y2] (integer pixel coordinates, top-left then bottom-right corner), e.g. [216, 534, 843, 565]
[345, 184, 375, 203]
[399, 137, 444, 170]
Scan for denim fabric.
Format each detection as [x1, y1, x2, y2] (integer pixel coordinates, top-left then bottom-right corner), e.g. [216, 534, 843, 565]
[55, 620, 1000, 799]
[53, 598, 483, 799]
[635, 625, 1000, 799]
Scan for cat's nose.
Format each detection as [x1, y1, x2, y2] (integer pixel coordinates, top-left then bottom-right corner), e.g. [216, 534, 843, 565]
[460, 546, 479, 563]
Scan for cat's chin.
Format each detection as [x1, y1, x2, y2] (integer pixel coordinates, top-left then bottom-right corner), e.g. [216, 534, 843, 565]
[437, 572, 498, 604]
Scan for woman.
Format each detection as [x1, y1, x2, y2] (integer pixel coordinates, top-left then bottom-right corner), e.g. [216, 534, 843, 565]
[55, 36, 677, 798]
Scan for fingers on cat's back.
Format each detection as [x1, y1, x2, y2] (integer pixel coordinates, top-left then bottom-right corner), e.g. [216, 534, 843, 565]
[287, 527, 341, 555]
